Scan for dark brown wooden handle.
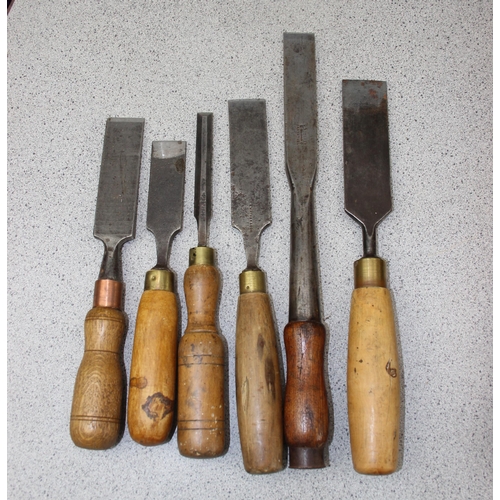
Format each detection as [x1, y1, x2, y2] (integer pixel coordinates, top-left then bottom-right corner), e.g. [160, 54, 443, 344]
[347, 286, 400, 474]
[70, 306, 126, 450]
[284, 320, 329, 468]
[177, 263, 225, 458]
[235, 292, 283, 474]
[127, 289, 178, 446]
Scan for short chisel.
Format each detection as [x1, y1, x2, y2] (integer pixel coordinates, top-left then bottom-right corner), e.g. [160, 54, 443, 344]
[177, 113, 226, 458]
[127, 141, 186, 446]
[229, 99, 284, 474]
[283, 32, 329, 469]
[342, 80, 400, 474]
[70, 117, 145, 450]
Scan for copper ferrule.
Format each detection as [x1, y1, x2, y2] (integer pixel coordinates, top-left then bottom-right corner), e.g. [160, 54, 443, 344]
[189, 246, 215, 266]
[354, 257, 387, 289]
[144, 269, 174, 291]
[239, 270, 266, 294]
[93, 279, 123, 309]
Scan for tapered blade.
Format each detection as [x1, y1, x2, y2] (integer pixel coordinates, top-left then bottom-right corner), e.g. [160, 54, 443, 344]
[94, 118, 145, 246]
[228, 99, 271, 270]
[343, 80, 392, 241]
[147, 141, 186, 268]
[194, 113, 213, 247]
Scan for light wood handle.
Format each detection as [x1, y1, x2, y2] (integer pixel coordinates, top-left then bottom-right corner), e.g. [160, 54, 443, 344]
[235, 291, 283, 474]
[127, 289, 178, 446]
[347, 286, 400, 474]
[177, 263, 225, 458]
[70, 306, 126, 450]
[283, 320, 329, 468]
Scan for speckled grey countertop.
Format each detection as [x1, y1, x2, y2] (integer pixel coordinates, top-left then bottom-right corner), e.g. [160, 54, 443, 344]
[7, 1, 492, 498]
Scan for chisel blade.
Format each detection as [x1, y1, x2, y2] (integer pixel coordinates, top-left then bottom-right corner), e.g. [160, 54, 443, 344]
[228, 99, 271, 270]
[94, 118, 144, 247]
[147, 141, 186, 268]
[343, 80, 392, 250]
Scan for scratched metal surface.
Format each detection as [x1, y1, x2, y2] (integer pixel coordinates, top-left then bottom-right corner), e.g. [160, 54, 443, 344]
[7, 1, 492, 499]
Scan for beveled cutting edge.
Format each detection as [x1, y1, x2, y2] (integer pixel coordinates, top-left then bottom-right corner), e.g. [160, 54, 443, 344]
[147, 141, 186, 269]
[94, 118, 144, 281]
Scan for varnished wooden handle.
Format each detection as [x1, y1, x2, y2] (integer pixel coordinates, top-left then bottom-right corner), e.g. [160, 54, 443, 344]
[127, 289, 178, 446]
[70, 306, 126, 450]
[347, 286, 400, 474]
[235, 291, 283, 474]
[177, 263, 225, 458]
[284, 320, 329, 468]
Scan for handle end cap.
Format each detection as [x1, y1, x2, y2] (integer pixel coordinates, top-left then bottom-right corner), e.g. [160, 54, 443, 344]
[288, 447, 325, 469]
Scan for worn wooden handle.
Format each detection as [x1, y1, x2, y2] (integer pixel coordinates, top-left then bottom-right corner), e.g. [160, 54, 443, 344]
[127, 289, 178, 446]
[177, 263, 225, 458]
[347, 286, 400, 474]
[70, 306, 126, 450]
[236, 292, 283, 474]
[284, 320, 329, 468]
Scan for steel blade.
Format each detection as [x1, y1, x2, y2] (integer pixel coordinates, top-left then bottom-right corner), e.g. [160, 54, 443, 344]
[228, 99, 271, 270]
[94, 117, 145, 280]
[147, 141, 186, 268]
[343, 80, 392, 257]
[194, 113, 213, 247]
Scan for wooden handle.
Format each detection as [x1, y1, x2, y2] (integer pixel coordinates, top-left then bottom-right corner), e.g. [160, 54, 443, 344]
[235, 291, 283, 474]
[70, 306, 126, 449]
[127, 288, 178, 446]
[347, 286, 400, 474]
[177, 263, 225, 458]
[283, 320, 329, 468]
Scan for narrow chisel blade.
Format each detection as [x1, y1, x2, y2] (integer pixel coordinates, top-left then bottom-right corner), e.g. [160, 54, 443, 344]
[343, 80, 392, 242]
[228, 99, 271, 270]
[94, 118, 145, 245]
[147, 141, 186, 268]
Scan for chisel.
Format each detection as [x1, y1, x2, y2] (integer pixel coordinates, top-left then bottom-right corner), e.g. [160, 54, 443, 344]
[127, 141, 186, 446]
[177, 113, 226, 458]
[229, 99, 284, 474]
[283, 32, 329, 469]
[342, 80, 400, 474]
[70, 117, 145, 450]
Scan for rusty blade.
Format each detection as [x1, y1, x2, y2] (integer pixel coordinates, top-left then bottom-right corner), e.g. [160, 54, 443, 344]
[228, 99, 271, 270]
[343, 80, 392, 257]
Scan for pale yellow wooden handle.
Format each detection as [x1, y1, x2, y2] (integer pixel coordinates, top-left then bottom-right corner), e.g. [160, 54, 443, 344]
[235, 292, 283, 474]
[70, 306, 126, 450]
[127, 289, 178, 446]
[347, 286, 400, 474]
[177, 263, 225, 458]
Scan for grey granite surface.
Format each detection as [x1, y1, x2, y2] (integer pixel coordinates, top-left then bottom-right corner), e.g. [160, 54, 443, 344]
[7, 1, 492, 498]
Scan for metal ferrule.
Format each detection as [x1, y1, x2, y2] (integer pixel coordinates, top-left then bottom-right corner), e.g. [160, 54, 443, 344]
[239, 270, 266, 294]
[189, 246, 215, 266]
[93, 279, 123, 309]
[144, 269, 174, 291]
[354, 257, 387, 289]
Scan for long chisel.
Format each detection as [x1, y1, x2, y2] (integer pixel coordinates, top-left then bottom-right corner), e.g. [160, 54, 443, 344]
[229, 99, 284, 474]
[283, 32, 329, 469]
[177, 113, 226, 458]
[127, 141, 186, 446]
[70, 117, 145, 449]
[343, 80, 400, 474]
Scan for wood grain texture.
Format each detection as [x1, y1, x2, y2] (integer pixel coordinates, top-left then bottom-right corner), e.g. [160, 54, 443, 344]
[235, 292, 283, 474]
[127, 289, 178, 446]
[70, 306, 126, 450]
[347, 286, 400, 475]
[177, 264, 226, 458]
[283, 320, 329, 468]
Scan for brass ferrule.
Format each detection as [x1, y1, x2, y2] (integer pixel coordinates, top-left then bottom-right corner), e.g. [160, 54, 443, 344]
[144, 269, 174, 291]
[189, 246, 215, 266]
[93, 279, 123, 309]
[354, 257, 387, 289]
[239, 270, 266, 294]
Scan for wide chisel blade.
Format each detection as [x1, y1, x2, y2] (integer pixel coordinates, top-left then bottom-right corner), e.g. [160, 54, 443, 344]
[343, 80, 400, 475]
